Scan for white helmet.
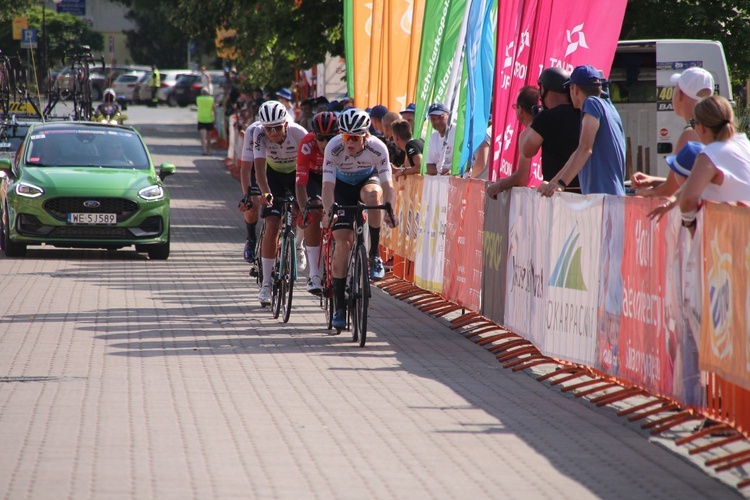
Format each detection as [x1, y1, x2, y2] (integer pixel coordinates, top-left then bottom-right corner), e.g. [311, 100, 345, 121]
[338, 108, 370, 135]
[104, 88, 116, 102]
[258, 100, 287, 126]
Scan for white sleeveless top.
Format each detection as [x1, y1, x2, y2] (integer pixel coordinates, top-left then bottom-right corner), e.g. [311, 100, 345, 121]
[701, 133, 750, 203]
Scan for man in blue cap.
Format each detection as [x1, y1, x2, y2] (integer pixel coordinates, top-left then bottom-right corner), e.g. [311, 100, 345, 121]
[369, 105, 388, 137]
[538, 65, 625, 196]
[425, 102, 455, 175]
[400, 103, 416, 129]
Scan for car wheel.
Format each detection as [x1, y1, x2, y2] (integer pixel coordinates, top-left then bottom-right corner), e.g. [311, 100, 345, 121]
[92, 86, 102, 101]
[167, 94, 178, 107]
[133, 88, 140, 103]
[147, 228, 170, 260]
[1, 204, 26, 258]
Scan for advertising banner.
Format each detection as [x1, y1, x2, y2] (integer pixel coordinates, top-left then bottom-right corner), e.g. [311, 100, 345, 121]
[403, 175, 425, 262]
[544, 193, 604, 366]
[414, 176, 449, 292]
[666, 207, 703, 406]
[504, 187, 550, 349]
[382, 176, 407, 256]
[443, 178, 486, 311]
[699, 203, 750, 392]
[615, 197, 671, 394]
[456, 0, 497, 174]
[482, 189, 511, 324]
[595, 195, 625, 376]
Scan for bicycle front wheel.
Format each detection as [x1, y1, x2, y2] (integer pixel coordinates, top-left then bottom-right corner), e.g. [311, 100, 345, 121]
[281, 234, 295, 323]
[271, 244, 283, 319]
[352, 244, 370, 347]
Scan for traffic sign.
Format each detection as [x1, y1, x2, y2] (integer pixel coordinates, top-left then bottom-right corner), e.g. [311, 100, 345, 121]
[20, 28, 38, 49]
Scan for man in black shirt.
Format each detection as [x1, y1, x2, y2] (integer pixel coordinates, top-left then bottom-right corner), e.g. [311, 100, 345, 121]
[391, 119, 424, 179]
[522, 67, 581, 189]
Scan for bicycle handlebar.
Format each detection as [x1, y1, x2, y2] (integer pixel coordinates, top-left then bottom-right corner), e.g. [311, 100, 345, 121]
[327, 202, 395, 228]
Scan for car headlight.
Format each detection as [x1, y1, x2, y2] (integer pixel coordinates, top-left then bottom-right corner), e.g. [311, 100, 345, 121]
[138, 185, 164, 201]
[15, 182, 44, 198]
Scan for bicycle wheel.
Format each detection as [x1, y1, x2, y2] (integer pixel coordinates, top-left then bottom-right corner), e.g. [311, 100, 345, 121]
[281, 234, 295, 323]
[352, 244, 370, 347]
[271, 241, 283, 319]
[321, 235, 334, 330]
[254, 223, 265, 284]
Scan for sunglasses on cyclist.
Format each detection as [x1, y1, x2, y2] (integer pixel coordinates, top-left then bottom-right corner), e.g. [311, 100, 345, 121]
[264, 124, 285, 133]
[315, 134, 335, 142]
[342, 134, 364, 143]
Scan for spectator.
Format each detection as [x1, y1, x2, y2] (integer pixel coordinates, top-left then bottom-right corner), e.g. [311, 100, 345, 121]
[539, 65, 626, 196]
[486, 87, 539, 197]
[298, 98, 316, 131]
[469, 115, 492, 180]
[381, 111, 404, 167]
[679, 95, 750, 232]
[196, 87, 215, 156]
[425, 102, 456, 175]
[199, 66, 213, 95]
[400, 103, 416, 129]
[276, 88, 296, 122]
[632, 67, 714, 197]
[522, 67, 581, 189]
[391, 119, 424, 179]
[369, 105, 388, 137]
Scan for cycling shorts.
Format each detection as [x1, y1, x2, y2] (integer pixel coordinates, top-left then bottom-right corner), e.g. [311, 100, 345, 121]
[331, 172, 380, 231]
[262, 167, 296, 218]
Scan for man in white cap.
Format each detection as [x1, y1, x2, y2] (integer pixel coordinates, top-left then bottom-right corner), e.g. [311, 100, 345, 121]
[631, 66, 714, 197]
[276, 88, 296, 122]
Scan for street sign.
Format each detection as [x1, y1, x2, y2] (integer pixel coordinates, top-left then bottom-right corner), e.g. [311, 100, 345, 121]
[56, 0, 86, 16]
[13, 17, 28, 41]
[20, 28, 38, 49]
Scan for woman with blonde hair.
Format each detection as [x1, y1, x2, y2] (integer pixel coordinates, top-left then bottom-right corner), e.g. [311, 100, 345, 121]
[679, 94, 750, 230]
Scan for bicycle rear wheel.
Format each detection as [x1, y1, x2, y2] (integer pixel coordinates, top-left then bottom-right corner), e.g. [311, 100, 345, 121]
[352, 244, 370, 347]
[254, 223, 265, 283]
[281, 234, 295, 323]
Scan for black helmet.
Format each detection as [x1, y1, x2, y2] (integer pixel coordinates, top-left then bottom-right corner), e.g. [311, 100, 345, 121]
[538, 67, 570, 93]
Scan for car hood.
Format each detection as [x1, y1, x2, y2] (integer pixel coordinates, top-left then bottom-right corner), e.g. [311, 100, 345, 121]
[21, 166, 159, 195]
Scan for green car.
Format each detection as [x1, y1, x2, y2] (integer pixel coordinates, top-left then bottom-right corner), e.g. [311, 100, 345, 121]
[0, 121, 175, 259]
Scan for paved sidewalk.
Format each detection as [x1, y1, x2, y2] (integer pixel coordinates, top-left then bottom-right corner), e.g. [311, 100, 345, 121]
[0, 114, 742, 499]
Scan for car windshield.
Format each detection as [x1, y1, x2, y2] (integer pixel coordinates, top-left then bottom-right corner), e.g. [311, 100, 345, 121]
[25, 128, 150, 169]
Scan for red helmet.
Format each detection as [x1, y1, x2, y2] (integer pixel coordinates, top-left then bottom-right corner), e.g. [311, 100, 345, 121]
[311, 112, 339, 135]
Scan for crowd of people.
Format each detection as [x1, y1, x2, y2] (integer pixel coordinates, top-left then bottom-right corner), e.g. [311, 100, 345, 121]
[216, 63, 750, 330]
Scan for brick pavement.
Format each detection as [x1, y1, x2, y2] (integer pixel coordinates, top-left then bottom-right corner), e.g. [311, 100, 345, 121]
[0, 113, 742, 499]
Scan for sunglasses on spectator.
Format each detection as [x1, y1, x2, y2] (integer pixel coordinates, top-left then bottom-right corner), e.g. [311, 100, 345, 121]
[342, 134, 364, 142]
[264, 124, 284, 133]
[315, 134, 335, 142]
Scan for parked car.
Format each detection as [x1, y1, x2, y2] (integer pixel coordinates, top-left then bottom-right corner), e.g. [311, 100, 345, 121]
[112, 71, 150, 103]
[144, 69, 196, 104]
[0, 121, 34, 162]
[167, 74, 202, 107]
[0, 121, 175, 259]
[54, 65, 148, 101]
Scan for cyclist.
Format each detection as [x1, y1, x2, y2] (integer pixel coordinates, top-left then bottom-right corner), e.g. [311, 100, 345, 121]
[254, 100, 309, 306]
[296, 111, 339, 295]
[94, 89, 121, 122]
[239, 119, 263, 266]
[321, 108, 399, 329]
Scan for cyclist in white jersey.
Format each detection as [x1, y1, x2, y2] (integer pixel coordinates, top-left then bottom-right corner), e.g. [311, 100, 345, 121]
[321, 108, 399, 329]
[239, 120, 262, 264]
[254, 101, 309, 306]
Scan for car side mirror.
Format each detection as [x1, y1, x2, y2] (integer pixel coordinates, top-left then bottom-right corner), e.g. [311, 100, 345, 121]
[159, 163, 176, 181]
[0, 158, 14, 179]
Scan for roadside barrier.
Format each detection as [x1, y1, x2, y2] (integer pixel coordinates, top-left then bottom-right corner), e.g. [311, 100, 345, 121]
[377, 175, 750, 489]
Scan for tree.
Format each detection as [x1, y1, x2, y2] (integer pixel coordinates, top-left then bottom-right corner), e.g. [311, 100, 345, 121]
[114, 0, 343, 89]
[621, 0, 750, 83]
[122, 6, 193, 68]
[0, 5, 103, 81]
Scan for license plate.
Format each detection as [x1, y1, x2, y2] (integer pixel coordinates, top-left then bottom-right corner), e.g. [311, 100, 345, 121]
[67, 213, 117, 225]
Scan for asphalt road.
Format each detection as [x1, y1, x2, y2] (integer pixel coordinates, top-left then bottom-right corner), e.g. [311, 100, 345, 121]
[0, 105, 743, 499]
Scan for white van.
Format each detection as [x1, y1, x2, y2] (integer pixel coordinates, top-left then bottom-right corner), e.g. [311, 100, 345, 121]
[609, 40, 732, 178]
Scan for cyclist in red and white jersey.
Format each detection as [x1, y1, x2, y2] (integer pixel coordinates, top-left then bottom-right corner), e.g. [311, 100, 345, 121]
[296, 111, 339, 294]
[321, 108, 399, 329]
[254, 101, 309, 306]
